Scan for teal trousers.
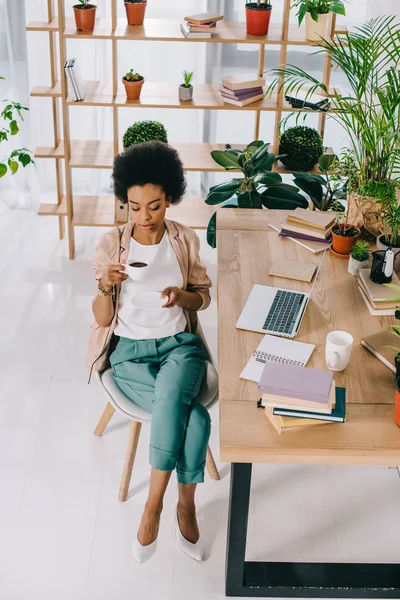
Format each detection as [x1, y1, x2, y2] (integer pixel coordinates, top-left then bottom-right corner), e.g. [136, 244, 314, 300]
[110, 332, 211, 484]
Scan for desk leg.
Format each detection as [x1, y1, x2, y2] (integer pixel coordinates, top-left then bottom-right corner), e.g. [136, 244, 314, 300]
[226, 463, 252, 596]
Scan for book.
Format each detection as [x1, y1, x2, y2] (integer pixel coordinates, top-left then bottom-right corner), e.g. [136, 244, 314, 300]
[222, 93, 265, 107]
[264, 406, 332, 434]
[220, 89, 264, 102]
[268, 258, 317, 283]
[180, 22, 212, 38]
[273, 387, 346, 422]
[358, 278, 399, 310]
[240, 334, 315, 383]
[280, 229, 332, 244]
[261, 381, 336, 415]
[64, 58, 85, 101]
[358, 268, 400, 302]
[359, 287, 395, 316]
[269, 221, 331, 254]
[221, 73, 266, 91]
[184, 12, 224, 24]
[219, 85, 264, 98]
[282, 221, 333, 240]
[186, 21, 217, 33]
[287, 207, 335, 231]
[259, 362, 334, 407]
[361, 330, 398, 374]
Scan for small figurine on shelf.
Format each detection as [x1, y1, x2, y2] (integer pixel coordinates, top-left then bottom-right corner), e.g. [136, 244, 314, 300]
[124, 0, 147, 26]
[73, 0, 97, 32]
[122, 69, 145, 100]
[179, 71, 194, 101]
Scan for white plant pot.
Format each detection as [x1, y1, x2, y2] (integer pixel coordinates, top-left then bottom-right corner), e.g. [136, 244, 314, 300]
[305, 12, 329, 41]
[179, 85, 193, 101]
[348, 256, 369, 277]
[376, 234, 400, 272]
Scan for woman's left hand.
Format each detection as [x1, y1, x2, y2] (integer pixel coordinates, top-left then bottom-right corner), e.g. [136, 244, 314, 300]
[161, 287, 182, 308]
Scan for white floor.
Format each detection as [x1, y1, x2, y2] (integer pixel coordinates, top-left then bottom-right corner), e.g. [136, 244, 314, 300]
[1, 204, 400, 600]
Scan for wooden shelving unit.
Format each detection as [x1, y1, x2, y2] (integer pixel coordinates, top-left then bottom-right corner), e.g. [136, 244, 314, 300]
[27, 0, 338, 259]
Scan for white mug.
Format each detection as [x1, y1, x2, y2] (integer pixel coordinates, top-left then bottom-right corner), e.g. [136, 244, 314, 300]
[325, 331, 354, 372]
[123, 260, 150, 282]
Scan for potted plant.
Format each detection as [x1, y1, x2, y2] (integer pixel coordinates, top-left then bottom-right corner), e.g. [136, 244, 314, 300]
[292, 0, 346, 41]
[348, 240, 370, 276]
[279, 125, 324, 172]
[375, 196, 400, 270]
[266, 15, 400, 225]
[382, 286, 400, 375]
[331, 210, 360, 258]
[73, 0, 97, 32]
[122, 69, 144, 100]
[125, 0, 147, 26]
[179, 71, 194, 101]
[245, 0, 272, 36]
[122, 120, 168, 149]
[292, 153, 346, 211]
[204, 140, 309, 247]
[0, 76, 34, 178]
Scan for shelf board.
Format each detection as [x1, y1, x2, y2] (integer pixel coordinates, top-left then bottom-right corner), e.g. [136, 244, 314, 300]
[31, 81, 62, 98]
[26, 19, 59, 32]
[63, 17, 332, 46]
[38, 201, 67, 217]
[35, 144, 65, 159]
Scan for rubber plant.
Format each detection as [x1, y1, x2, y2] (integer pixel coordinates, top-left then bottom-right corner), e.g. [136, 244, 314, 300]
[292, 154, 346, 212]
[0, 76, 34, 178]
[205, 140, 308, 248]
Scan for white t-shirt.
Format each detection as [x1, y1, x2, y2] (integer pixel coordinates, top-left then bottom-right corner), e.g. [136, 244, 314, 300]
[114, 231, 187, 340]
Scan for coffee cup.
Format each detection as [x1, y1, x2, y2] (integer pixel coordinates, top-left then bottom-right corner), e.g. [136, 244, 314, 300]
[123, 261, 149, 282]
[325, 331, 354, 372]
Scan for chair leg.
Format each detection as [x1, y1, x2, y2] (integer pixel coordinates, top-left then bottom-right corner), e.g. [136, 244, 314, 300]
[206, 445, 220, 481]
[94, 402, 116, 437]
[119, 420, 142, 502]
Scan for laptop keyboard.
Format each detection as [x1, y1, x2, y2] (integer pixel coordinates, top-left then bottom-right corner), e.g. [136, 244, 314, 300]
[263, 290, 305, 335]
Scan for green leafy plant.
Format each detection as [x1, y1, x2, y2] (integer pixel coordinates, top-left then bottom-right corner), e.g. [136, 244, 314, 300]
[279, 125, 323, 171]
[350, 240, 370, 262]
[77, 0, 95, 7]
[0, 76, 34, 178]
[204, 140, 308, 247]
[292, 0, 346, 25]
[122, 120, 167, 149]
[374, 198, 400, 247]
[292, 154, 346, 211]
[123, 68, 143, 82]
[381, 283, 400, 362]
[266, 16, 400, 196]
[182, 70, 194, 88]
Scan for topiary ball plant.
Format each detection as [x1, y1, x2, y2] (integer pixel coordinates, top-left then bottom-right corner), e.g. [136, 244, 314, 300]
[279, 125, 323, 172]
[123, 120, 168, 149]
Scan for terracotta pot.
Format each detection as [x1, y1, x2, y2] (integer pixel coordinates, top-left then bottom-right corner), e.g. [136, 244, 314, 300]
[125, 1, 147, 26]
[73, 4, 97, 32]
[245, 3, 272, 36]
[331, 225, 360, 257]
[179, 85, 193, 101]
[396, 377, 400, 427]
[305, 11, 329, 41]
[376, 234, 400, 272]
[122, 76, 144, 100]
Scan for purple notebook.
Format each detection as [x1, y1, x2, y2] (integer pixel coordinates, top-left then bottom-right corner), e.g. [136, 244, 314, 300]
[219, 85, 264, 98]
[280, 228, 332, 244]
[258, 362, 333, 404]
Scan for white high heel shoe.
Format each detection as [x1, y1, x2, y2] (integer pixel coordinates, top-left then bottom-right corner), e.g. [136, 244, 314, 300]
[132, 536, 158, 564]
[175, 505, 204, 562]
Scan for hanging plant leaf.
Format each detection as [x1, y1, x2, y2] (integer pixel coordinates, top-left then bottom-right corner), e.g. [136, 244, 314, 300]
[0, 163, 7, 177]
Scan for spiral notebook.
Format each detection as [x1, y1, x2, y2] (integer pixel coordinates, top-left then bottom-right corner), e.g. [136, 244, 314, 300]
[240, 334, 315, 383]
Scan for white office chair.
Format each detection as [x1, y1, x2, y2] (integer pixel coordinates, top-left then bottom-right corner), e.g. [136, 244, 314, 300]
[93, 329, 220, 501]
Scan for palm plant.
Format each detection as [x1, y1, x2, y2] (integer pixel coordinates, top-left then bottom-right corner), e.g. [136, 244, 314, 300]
[377, 198, 400, 247]
[266, 15, 400, 192]
[205, 140, 308, 247]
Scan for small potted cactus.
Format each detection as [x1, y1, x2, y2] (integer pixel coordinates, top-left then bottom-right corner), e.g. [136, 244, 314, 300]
[73, 0, 97, 31]
[179, 70, 194, 101]
[348, 240, 370, 276]
[122, 69, 144, 100]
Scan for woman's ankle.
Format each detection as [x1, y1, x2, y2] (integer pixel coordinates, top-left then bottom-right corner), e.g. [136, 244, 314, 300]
[144, 500, 163, 516]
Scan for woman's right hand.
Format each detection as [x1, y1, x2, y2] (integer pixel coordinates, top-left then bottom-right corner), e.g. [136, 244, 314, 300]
[100, 261, 128, 290]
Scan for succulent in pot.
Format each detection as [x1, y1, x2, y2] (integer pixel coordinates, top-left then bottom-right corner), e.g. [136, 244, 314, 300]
[348, 240, 370, 276]
[245, 0, 272, 36]
[125, 0, 147, 26]
[73, 0, 97, 32]
[179, 70, 194, 101]
[122, 68, 144, 100]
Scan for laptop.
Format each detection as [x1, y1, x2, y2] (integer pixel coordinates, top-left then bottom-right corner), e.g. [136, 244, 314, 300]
[236, 251, 325, 338]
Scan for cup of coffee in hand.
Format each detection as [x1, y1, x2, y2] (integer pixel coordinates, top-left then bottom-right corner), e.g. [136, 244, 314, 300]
[124, 261, 149, 282]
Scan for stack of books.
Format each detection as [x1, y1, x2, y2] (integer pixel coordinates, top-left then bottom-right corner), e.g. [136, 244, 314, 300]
[220, 73, 265, 107]
[258, 362, 346, 434]
[361, 329, 399, 373]
[64, 58, 85, 102]
[358, 268, 399, 316]
[180, 12, 223, 38]
[270, 207, 334, 254]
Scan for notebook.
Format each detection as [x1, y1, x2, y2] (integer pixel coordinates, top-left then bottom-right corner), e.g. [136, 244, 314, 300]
[280, 229, 333, 244]
[358, 269, 400, 302]
[261, 381, 336, 414]
[273, 386, 346, 422]
[281, 221, 333, 240]
[268, 259, 317, 283]
[361, 330, 398, 373]
[359, 287, 395, 316]
[259, 362, 334, 407]
[240, 334, 315, 383]
[264, 406, 333, 434]
[222, 93, 265, 107]
[287, 207, 335, 231]
[269, 221, 331, 254]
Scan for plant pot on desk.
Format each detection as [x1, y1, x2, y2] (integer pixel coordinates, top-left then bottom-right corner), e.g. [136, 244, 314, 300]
[73, 4, 97, 31]
[245, 2, 272, 35]
[331, 224, 360, 258]
[125, 1, 147, 26]
[122, 76, 144, 100]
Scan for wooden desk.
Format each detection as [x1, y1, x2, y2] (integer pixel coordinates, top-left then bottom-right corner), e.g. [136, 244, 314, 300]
[217, 210, 400, 598]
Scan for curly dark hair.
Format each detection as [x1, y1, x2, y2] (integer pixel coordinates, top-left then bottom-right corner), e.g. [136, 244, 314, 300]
[112, 141, 186, 205]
